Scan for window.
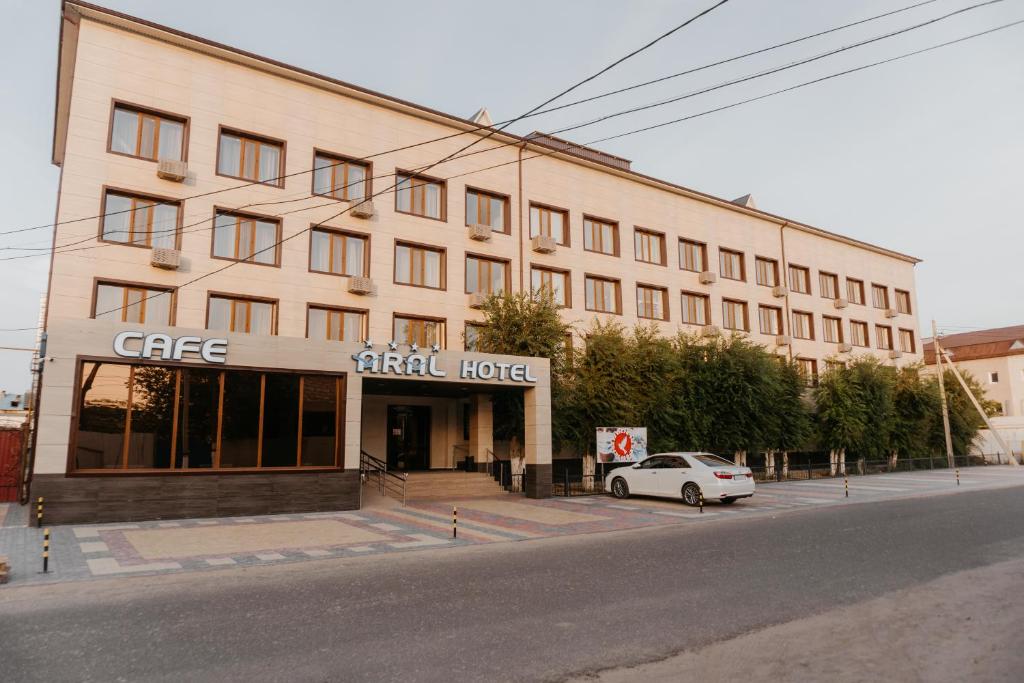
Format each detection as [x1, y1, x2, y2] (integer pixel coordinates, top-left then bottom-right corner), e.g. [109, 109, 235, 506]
[466, 255, 509, 295]
[872, 284, 889, 310]
[895, 289, 912, 314]
[217, 128, 284, 186]
[719, 248, 745, 281]
[531, 266, 570, 307]
[109, 103, 186, 162]
[819, 272, 839, 300]
[850, 320, 869, 347]
[758, 305, 783, 335]
[825, 360, 846, 373]
[312, 151, 368, 202]
[309, 228, 367, 277]
[989, 372, 999, 384]
[679, 239, 708, 272]
[722, 299, 748, 331]
[307, 306, 366, 342]
[797, 358, 819, 387]
[464, 323, 484, 351]
[207, 295, 276, 335]
[394, 315, 445, 349]
[583, 217, 618, 256]
[396, 172, 445, 220]
[585, 275, 620, 314]
[875, 325, 893, 350]
[73, 361, 342, 472]
[395, 242, 445, 289]
[634, 229, 666, 265]
[789, 265, 811, 294]
[898, 328, 915, 353]
[466, 188, 509, 232]
[847, 278, 865, 305]
[823, 316, 843, 344]
[94, 282, 173, 325]
[637, 285, 668, 321]
[212, 211, 280, 265]
[100, 191, 179, 249]
[791, 311, 814, 340]
[680, 291, 710, 326]
[529, 203, 568, 245]
[755, 257, 779, 287]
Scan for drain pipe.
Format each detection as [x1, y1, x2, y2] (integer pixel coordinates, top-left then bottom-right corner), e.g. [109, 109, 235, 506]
[517, 143, 526, 293]
[778, 221, 793, 363]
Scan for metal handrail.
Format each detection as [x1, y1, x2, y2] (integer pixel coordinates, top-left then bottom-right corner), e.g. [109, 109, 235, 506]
[360, 449, 407, 506]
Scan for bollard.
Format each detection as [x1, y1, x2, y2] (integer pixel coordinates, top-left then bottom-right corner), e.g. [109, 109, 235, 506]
[43, 528, 50, 573]
[807, 458, 812, 480]
[36, 497, 44, 528]
[956, 468, 960, 486]
[845, 474, 849, 498]
[699, 489, 704, 514]
[564, 469, 570, 497]
[453, 506, 457, 539]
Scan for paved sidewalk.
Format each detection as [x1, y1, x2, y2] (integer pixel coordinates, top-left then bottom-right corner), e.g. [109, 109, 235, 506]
[2, 466, 1023, 587]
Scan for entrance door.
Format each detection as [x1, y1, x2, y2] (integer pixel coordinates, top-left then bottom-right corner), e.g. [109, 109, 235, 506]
[387, 405, 431, 470]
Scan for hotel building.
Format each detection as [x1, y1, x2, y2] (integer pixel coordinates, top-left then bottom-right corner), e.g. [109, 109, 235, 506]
[31, 2, 922, 523]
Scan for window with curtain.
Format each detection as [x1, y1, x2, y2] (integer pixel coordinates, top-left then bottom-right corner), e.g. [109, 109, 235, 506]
[585, 276, 620, 313]
[823, 316, 843, 343]
[898, 328, 915, 353]
[466, 189, 508, 232]
[755, 257, 778, 286]
[217, 130, 283, 186]
[637, 285, 667, 320]
[312, 152, 368, 201]
[307, 306, 366, 342]
[309, 229, 367, 277]
[791, 311, 813, 339]
[529, 204, 568, 244]
[680, 292, 709, 325]
[394, 316, 445, 349]
[679, 239, 707, 272]
[789, 265, 811, 294]
[94, 282, 173, 325]
[530, 267, 568, 307]
[819, 272, 839, 299]
[634, 230, 665, 265]
[100, 191, 180, 249]
[872, 284, 889, 309]
[847, 278, 865, 305]
[583, 217, 618, 255]
[464, 323, 484, 351]
[758, 305, 782, 335]
[208, 295, 275, 335]
[895, 289, 912, 314]
[466, 256, 508, 295]
[797, 358, 818, 387]
[875, 325, 893, 350]
[722, 300, 748, 331]
[850, 321, 869, 347]
[396, 173, 444, 219]
[395, 242, 444, 289]
[109, 104, 186, 161]
[212, 212, 279, 265]
[719, 249, 745, 281]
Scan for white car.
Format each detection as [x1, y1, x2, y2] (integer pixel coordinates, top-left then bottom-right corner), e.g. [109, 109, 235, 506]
[605, 452, 755, 505]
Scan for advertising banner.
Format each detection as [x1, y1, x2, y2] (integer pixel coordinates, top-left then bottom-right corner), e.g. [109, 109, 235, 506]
[596, 427, 648, 463]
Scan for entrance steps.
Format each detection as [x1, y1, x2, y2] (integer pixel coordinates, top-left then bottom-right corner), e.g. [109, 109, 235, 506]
[404, 470, 504, 500]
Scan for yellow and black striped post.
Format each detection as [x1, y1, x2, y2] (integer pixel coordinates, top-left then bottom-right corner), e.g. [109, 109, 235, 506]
[699, 490, 704, 514]
[36, 497, 44, 528]
[845, 474, 849, 498]
[452, 506, 457, 539]
[43, 528, 50, 573]
[956, 468, 960, 486]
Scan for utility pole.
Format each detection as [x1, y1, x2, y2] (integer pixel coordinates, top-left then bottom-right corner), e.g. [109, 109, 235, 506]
[932, 320, 955, 469]
[940, 346, 1018, 466]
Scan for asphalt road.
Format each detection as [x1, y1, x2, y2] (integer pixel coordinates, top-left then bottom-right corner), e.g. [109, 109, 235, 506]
[3, 485, 1024, 682]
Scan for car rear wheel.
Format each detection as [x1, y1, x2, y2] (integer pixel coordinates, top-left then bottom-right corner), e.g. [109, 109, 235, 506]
[682, 482, 702, 506]
[611, 478, 630, 499]
[721, 497, 737, 505]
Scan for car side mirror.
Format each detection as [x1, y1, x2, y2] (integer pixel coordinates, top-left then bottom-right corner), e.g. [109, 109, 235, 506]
[631, 463, 641, 469]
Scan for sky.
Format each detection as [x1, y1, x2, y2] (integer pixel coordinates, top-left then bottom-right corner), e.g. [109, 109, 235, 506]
[0, 0, 1022, 392]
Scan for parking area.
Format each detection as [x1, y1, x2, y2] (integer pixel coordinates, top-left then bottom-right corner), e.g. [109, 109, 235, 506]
[2, 466, 1023, 587]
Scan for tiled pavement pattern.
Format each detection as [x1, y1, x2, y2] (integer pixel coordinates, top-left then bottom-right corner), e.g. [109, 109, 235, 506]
[2, 467, 1023, 587]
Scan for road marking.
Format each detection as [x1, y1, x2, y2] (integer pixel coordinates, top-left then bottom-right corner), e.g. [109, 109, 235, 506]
[255, 552, 286, 561]
[205, 558, 236, 566]
[606, 504, 641, 510]
[78, 541, 109, 553]
[87, 558, 181, 575]
[370, 522, 402, 531]
[347, 546, 374, 552]
[302, 549, 332, 557]
[389, 534, 451, 549]
[653, 510, 716, 518]
[791, 482, 911, 493]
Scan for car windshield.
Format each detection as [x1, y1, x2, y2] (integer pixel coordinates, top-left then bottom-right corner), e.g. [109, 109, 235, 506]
[691, 454, 736, 467]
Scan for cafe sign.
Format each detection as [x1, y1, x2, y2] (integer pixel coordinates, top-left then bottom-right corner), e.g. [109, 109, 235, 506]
[113, 331, 228, 364]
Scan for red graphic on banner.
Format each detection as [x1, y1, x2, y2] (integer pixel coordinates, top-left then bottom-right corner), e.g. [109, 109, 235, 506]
[613, 431, 632, 457]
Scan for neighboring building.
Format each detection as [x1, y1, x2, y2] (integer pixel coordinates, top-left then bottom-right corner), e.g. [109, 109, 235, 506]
[924, 325, 1024, 417]
[0, 391, 28, 414]
[32, 2, 922, 523]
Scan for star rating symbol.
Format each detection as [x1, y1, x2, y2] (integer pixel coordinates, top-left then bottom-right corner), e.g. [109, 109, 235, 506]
[431, 343, 441, 354]
[388, 340, 398, 351]
[363, 339, 373, 349]
[410, 343, 419, 353]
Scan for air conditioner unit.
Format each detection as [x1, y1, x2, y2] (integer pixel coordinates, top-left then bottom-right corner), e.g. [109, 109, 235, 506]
[468, 292, 489, 309]
[889, 349, 903, 360]
[885, 308, 898, 318]
[531, 235, 557, 254]
[350, 200, 375, 219]
[348, 276, 374, 295]
[468, 224, 492, 241]
[156, 159, 187, 182]
[772, 285, 787, 298]
[700, 325, 720, 338]
[150, 247, 181, 270]
[775, 335, 791, 346]
[699, 271, 717, 285]
[838, 342, 853, 353]
[833, 298, 849, 309]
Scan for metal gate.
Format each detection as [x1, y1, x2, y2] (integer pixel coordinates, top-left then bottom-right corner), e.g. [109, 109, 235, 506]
[0, 426, 25, 502]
